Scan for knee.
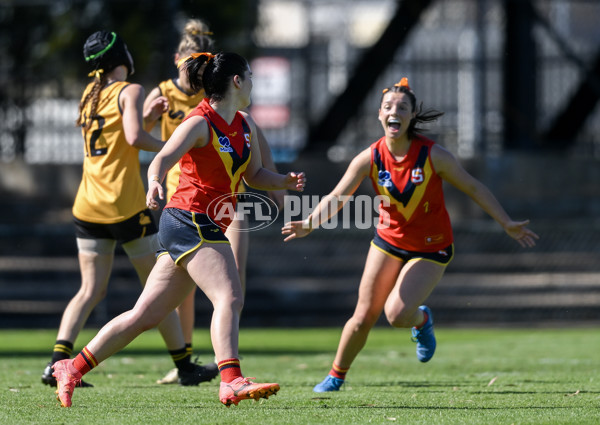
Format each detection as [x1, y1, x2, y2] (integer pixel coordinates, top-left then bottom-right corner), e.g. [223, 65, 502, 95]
[230, 295, 244, 314]
[348, 312, 379, 333]
[77, 286, 107, 304]
[136, 311, 163, 331]
[213, 293, 244, 315]
[385, 308, 414, 328]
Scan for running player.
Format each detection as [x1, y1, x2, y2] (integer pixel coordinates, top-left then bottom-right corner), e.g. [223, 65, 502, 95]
[282, 78, 539, 392]
[41, 30, 217, 390]
[143, 19, 285, 385]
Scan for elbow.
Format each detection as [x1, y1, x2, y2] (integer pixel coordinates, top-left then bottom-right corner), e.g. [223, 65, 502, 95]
[125, 132, 143, 148]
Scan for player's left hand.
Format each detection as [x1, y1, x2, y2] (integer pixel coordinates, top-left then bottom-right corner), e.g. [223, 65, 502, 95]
[504, 219, 539, 248]
[285, 171, 306, 192]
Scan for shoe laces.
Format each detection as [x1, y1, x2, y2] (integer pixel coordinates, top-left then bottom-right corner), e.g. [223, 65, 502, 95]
[411, 327, 422, 342]
[330, 376, 345, 390]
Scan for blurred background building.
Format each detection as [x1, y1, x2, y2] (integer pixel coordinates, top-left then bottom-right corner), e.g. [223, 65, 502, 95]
[1, 0, 599, 328]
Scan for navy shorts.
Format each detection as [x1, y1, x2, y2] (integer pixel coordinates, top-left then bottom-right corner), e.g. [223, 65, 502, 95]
[372, 231, 454, 265]
[158, 207, 229, 264]
[74, 209, 158, 244]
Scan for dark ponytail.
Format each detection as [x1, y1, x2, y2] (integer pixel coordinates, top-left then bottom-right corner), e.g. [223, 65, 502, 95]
[183, 52, 249, 102]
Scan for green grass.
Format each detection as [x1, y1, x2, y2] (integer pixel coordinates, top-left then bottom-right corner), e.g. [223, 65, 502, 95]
[1, 327, 599, 424]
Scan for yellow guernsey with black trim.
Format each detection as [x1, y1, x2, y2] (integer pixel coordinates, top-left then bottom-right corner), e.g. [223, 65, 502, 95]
[72, 81, 147, 224]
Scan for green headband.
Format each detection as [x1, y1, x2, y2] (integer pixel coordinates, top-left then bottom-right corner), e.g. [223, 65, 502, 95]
[85, 32, 117, 62]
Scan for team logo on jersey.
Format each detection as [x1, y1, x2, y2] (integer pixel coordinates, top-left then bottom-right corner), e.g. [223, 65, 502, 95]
[229, 131, 238, 137]
[377, 170, 393, 188]
[218, 136, 234, 153]
[244, 133, 251, 148]
[138, 212, 152, 226]
[425, 234, 444, 244]
[411, 167, 424, 184]
[168, 110, 185, 120]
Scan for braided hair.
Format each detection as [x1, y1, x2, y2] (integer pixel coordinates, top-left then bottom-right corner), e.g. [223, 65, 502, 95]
[76, 31, 133, 130]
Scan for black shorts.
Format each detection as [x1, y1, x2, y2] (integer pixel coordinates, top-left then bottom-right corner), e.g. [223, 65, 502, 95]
[158, 207, 229, 264]
[74, 209, 158, 244]
[372, 231, 453, 265]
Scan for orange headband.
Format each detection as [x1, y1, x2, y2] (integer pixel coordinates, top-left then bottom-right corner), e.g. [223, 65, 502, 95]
[176, 52, 216, 69]
[382, 77, 411, 93]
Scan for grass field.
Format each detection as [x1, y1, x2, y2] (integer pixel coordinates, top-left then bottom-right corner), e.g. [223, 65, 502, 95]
[1, 327, 599, 424]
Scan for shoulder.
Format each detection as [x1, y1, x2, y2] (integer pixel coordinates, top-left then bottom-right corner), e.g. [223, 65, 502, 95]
[118, 83, 144, 111]
[238, 110, 257, 134]
[177, 114, 211, 148]
[120, 82, 143, 96]
[430, 143, 459, 176]
[158, 79, 171, 90]
[430, 143, 453, 161]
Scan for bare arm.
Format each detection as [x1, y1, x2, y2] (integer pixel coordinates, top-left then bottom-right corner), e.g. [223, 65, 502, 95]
[142, 86, 169, 132]
[431, 144, 539, 247]
[120, 84, 164, 152]
[281, 148, 371, 241]
[145, 115, 209, 209]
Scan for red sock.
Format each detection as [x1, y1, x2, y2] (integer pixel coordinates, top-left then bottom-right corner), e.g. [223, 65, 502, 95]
[329, 363, 349, 380]
[416, 311, 429, 329]
[218, 358, 242, 383]
[72, 346, 98, 375]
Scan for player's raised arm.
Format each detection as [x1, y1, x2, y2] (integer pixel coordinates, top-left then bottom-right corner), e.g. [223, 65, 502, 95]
[281, 148, 371, 241]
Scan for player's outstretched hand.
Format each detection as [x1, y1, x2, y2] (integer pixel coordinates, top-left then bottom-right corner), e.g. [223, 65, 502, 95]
[146, 181, 164, 211]
[282, 219, 312, 242]
[285, 171, 306, 192]
[503, 219, 539, 248]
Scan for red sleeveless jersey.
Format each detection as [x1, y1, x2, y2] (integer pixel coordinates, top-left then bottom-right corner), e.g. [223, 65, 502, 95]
[369, 135, 453, 252]
[166, 98, 252, 228]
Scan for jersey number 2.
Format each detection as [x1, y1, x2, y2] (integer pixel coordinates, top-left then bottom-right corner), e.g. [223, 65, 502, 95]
[87, 115, 107, 157]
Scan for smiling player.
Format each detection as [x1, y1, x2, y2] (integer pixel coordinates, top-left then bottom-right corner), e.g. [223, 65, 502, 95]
[282, 77, 539, 392]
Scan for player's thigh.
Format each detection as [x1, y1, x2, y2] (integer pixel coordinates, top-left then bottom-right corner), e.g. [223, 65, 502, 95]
[182, 242, 243, 304]
[387, 259, 446, 314]
[130, 255, 195, 325]
[76, 238, 116, 293]
[354, 245, 403, 317]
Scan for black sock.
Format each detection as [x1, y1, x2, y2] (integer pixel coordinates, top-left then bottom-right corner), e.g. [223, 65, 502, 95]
[169, 347, 193, 373]
[51, 340, 73, 364]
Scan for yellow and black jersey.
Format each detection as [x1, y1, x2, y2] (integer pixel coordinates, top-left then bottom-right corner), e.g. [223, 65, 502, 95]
[72, 81, 146, 224]
[157, 79, 205, 201]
